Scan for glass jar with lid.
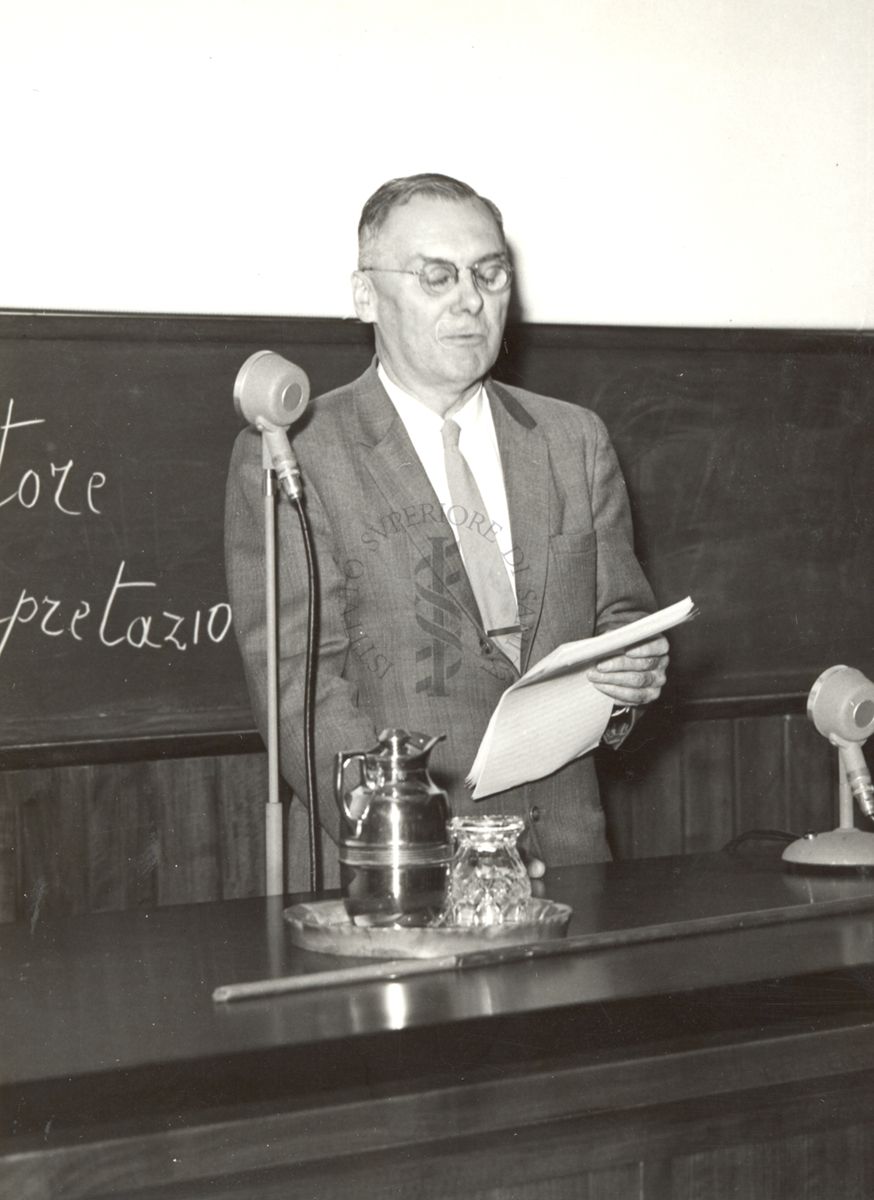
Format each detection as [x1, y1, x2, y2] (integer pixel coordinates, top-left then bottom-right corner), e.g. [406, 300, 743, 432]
[443, 814, 531, 927]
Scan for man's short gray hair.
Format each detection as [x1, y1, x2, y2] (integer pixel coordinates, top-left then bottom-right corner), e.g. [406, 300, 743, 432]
[358, 173, 505, 264]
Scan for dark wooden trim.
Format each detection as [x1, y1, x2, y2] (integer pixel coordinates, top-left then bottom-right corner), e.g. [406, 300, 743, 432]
[0, 694, 808, 770]
[679, 692, 807, 720]
[0, 309, 373, 347]
[6, 1033, 874, 1200]
[0, 728, 265, 771]
[2, 308, 872, 355]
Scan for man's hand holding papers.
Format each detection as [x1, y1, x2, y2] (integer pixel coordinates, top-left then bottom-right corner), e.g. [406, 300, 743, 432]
[467, 597, 696, 800]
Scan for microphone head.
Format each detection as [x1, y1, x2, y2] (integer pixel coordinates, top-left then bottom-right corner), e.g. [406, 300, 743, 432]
[808, 664, 874, 745]
[233, 350, 310, 431]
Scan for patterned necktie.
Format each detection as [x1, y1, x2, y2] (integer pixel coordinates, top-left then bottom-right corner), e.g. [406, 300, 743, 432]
[441, 418, 521, 667]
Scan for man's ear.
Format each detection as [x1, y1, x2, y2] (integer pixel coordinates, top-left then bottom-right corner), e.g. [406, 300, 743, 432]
[351, 270, 377, 325]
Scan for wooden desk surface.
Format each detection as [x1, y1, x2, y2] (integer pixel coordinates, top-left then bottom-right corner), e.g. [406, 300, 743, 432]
[5, 848, 874, 1087]
[6, 849, 874, 1199]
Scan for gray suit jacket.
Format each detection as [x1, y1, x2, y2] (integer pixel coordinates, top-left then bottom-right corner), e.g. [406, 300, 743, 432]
[225, 362, 654, 887]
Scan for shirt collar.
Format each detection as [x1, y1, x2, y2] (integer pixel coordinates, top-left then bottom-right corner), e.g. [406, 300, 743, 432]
[377, 362, 486, 432]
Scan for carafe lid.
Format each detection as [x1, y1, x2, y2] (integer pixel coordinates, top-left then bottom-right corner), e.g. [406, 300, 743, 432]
[368, 728, 445, 767]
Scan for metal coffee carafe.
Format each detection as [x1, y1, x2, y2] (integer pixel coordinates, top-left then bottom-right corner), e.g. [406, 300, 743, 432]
[336, 729, 451, 925]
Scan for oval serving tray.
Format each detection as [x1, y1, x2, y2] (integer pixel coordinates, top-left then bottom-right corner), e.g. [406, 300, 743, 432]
[284, 898, 572, 959]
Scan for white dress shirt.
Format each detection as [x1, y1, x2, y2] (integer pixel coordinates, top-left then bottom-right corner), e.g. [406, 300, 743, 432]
[378, 364, 518, 595]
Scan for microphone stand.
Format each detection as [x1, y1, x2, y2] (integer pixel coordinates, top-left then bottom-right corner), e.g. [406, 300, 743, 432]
[262, 437, 284, 895]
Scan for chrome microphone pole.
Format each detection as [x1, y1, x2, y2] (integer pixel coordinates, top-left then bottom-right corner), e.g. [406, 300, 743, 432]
[233, 350, 315, 897]
[262, 436, 284, 895]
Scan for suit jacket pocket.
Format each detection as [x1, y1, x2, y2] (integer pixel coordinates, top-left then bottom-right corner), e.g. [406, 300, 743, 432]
[547, 529, 597, 637]
[549, 530, 596, 557]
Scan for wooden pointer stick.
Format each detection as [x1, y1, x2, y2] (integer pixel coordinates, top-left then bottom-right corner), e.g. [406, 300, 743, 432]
[212, 892, 874, 1003]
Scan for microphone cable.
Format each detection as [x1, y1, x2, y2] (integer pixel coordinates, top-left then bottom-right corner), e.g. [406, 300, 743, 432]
[290, 493, 322, 895]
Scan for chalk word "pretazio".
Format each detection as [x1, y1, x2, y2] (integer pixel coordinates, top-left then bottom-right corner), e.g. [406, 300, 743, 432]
[0, 560, 232, 662]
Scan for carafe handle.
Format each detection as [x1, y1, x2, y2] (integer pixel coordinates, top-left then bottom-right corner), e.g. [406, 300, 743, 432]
[335, 749, 367, 822]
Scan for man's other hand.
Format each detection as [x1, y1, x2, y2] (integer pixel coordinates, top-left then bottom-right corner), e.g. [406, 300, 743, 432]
[586, 635, 669, 707]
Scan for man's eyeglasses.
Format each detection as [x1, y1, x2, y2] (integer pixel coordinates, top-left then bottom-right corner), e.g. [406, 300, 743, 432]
[359, 258, 513, 297]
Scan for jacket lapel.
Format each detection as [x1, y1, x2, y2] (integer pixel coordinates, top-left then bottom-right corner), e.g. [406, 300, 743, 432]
[352, 365, 550, 677]
[487, 380, 550, 674]
[353, 365, 484, 631]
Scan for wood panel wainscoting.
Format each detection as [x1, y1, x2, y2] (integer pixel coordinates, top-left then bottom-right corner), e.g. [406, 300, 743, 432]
[0, 703, 841, 925]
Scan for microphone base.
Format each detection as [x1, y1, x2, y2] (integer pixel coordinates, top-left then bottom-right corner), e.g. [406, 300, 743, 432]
[782, 828, 874, 871]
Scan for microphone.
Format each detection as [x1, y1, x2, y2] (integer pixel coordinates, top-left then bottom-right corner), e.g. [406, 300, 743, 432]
[234, 350, 311, 498]
[808, 665, 874, 818]
[782, 665, 874, 869]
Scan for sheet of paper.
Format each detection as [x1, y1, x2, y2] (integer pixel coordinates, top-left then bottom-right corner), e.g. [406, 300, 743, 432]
[468, 596, 696, 799]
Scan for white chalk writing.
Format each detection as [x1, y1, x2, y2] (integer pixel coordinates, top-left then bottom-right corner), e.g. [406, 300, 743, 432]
[0, 561, 232, 661]
[1, 398, 234, 667]
[0, 398, 107, 514]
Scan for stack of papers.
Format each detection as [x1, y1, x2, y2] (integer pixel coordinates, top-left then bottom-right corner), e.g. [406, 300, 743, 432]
[467, 597, 696, 799]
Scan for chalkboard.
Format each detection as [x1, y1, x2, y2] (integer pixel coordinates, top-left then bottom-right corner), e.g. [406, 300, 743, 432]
[0, 313, 373, 757]
[1, 313, 871, 761]
[498, 327, 874, 708]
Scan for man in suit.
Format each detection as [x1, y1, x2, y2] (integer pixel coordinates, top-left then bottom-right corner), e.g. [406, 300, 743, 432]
[225, 173, 668, 889]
